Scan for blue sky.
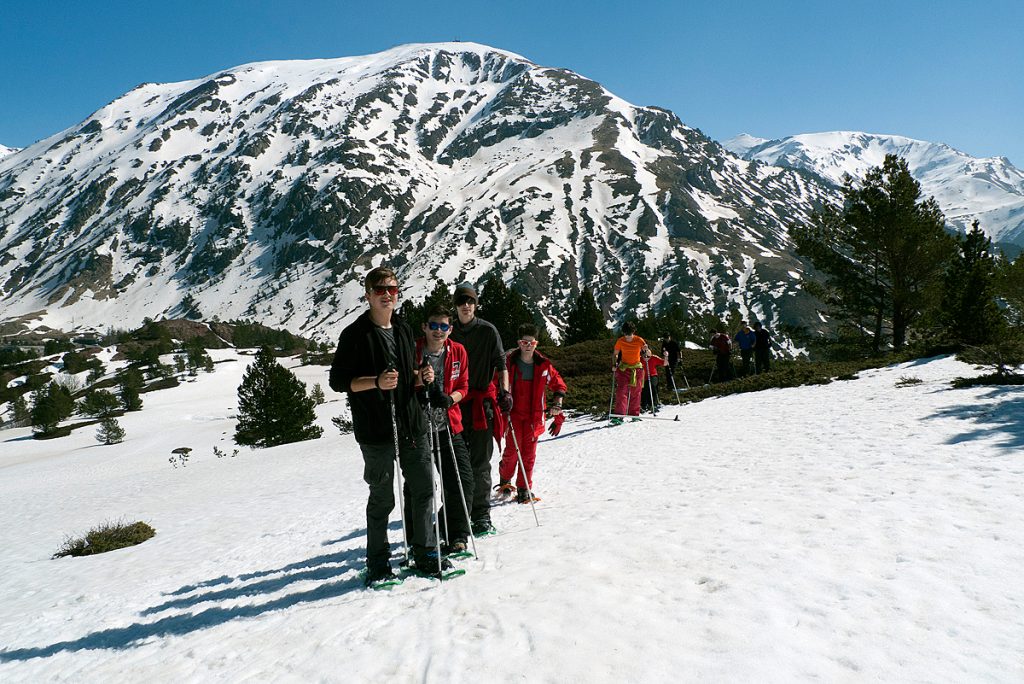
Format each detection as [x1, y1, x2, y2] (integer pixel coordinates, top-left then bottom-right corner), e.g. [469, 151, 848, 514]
[2, 0, 1022, 164]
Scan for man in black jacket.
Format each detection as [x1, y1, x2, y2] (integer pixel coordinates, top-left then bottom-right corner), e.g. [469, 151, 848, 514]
[450, 283, 511, 536]
[329, 266, 446, 585]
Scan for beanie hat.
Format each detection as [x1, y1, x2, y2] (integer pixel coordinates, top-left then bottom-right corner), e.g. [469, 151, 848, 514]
[454, 283, 477, 303]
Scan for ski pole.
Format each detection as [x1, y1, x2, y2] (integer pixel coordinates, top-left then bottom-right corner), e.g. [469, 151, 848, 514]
[444, 423, 479, 560]
[607, 367, 616, 418]
[427, 411, 444, 582]
[387, 388, 410, 563]
[506, 421, 540, 527]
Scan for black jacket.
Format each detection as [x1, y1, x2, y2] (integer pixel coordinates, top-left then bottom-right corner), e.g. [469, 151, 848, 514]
[329, 311, 425, 445]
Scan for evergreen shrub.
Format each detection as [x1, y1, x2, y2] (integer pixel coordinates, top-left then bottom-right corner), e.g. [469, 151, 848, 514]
[53, 520, 155, 558]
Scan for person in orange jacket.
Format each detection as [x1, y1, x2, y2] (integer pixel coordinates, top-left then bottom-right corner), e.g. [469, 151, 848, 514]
[495, 323, 567, 504]
[611, 321, 646, 419]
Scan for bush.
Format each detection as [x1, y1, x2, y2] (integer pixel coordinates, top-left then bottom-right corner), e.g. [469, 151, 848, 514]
[53, 520, 155, 558]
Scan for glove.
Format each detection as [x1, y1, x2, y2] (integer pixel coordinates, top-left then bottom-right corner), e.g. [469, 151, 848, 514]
[497, 389, 513, 415]
[428, 385, 454, 409]
[548, 412, 565, 436]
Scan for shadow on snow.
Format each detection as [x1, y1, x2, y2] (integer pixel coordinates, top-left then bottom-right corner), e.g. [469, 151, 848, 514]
[926, 385, 1024, 450]
[0, 541, 378, 663]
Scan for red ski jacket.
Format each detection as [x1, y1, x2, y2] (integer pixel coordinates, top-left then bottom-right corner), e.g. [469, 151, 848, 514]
[415, 338, 470, 434]
[505, 349, 567, 439]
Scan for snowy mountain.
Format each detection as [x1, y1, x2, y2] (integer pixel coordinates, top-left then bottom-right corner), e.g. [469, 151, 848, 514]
[0, 144, 18, 160]
[725, 131, 1024, 249]
[2, 351, 1022, 680]
[0, 43, 839, 341]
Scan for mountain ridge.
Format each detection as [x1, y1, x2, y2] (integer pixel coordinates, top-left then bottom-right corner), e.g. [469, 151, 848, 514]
[724, 131, 1024, 249]
[1, 43, 837, 341]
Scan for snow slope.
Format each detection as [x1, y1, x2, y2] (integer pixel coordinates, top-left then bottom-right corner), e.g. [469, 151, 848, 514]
[725, 131, 1024, 247]
[1, 352, 1022, 681]
[0, 144, 17, 160]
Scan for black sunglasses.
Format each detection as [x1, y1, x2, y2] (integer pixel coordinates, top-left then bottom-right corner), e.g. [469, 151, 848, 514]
[427, 322, 451, 332]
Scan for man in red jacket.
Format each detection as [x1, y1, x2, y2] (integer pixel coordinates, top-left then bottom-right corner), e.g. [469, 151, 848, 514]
[414, 305, 474, 553]
[496, 324, 567, 504]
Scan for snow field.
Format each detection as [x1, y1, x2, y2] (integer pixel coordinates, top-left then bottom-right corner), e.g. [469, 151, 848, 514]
[1, 353, 1022, 681]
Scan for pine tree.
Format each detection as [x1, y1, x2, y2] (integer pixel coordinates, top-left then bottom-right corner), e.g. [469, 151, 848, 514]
[11, 394, 30, 427]
[30, 382, 75, 437]
[80, 389, 120, 418]
[562, 287, 607, 346]
[478, 276, 537, 348]
[998, 251, 1024, 326]
[310, 383, 326, 405]
[940, 221, 1004, 345]
[235, 346, 323, 448]
[118, 368, 144, 411]
[791, 154, 956, 353]
[96, 417, 126, 445]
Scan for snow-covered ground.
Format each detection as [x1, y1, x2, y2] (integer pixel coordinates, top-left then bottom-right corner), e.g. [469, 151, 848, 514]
[1, 352, 1022, 681]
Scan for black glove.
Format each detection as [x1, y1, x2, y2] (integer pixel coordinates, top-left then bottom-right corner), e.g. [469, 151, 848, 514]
[428, 385, 454, 409]
[497, 389, 513, 414]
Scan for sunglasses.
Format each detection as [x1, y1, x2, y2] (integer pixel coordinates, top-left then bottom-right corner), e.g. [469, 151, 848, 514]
[371, 285, 399, 296]
[518, 339, 537, 346]
[455, 296, 476, 306]
[427, 322, 451, 332]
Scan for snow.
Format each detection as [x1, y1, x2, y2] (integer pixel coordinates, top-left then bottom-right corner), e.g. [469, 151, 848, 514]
[2, 352, 1022, 680]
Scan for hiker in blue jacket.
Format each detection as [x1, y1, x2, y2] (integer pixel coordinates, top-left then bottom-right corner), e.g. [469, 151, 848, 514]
[734, 321, 757, 376]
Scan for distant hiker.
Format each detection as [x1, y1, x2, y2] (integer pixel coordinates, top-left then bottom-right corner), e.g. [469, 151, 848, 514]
[450, 283, 511, 537]
[753, 322, 773, 373]
[414, 305, 474, 554]
[612, 322, 646, 420]
[661, 332, 681, 390]
[640, 344, 665, 413]
[734, 321, 756, 376]
[495, 323, 567, 504]
[328, 266, 447, 586]
[710, 327, 734, 381]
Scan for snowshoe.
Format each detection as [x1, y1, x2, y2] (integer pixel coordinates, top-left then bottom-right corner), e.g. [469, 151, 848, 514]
[492, 481, 516, 501]
[516, 487, 540, 504]
[362, 565, 402, 590]
[609, 417, 624, 426]
[471, 519, 497, 537]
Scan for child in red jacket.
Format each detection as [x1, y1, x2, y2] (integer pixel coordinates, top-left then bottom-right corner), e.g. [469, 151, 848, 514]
[413, 305, 474, 552]
[496, 324, 567, 503]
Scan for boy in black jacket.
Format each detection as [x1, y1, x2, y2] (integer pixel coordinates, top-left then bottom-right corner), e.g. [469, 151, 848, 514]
[329, 266, 447, 585]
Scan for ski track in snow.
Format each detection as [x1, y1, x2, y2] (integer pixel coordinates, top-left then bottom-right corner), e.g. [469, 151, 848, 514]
[1, 353, 1023, 681]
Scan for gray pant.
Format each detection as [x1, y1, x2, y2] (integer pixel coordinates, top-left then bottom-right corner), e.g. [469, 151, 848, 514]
[461, 400, 495, 524]
[407, 428, 474, 543]
[359, 432, 435, 569]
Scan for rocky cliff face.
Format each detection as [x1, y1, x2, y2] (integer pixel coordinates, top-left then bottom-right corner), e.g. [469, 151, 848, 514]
[0, 43, 838, 340]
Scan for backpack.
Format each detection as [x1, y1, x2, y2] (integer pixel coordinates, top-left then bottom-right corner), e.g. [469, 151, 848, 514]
[711, 334, 731, 355]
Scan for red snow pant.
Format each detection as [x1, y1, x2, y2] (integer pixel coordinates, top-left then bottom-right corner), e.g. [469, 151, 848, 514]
[499, 417, 539, 489]
[614, 365, 645, 416]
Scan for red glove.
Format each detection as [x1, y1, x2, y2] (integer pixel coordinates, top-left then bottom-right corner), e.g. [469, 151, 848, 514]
[548, 412, 565, 436]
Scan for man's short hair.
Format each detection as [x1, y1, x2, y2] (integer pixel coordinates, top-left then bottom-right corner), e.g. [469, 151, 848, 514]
[364, 266, 398, 290]
[518, 323, 538, 338]
[621, 321, 636, 334]
[426, 305, 451, 321]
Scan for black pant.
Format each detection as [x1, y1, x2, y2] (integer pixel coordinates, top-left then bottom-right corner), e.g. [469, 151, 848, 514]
[405, 428, 474, 543]
[461, 400, 495, 524]
[640, 376, 660, 411]
[755, 349, 771, 374]
[739, 349, 753, 376]
[715, 354, 734, 381]
[359, 432, 435, 570]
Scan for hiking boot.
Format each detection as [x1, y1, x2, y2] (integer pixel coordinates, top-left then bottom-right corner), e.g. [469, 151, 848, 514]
[516, 487, 538, 504]
[364, 564, 396, 587]
[492, 481, 515, 500]
[415, 551, 453, 575]
[471, 519, 496, 537]
[448, 538, 468, 553]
